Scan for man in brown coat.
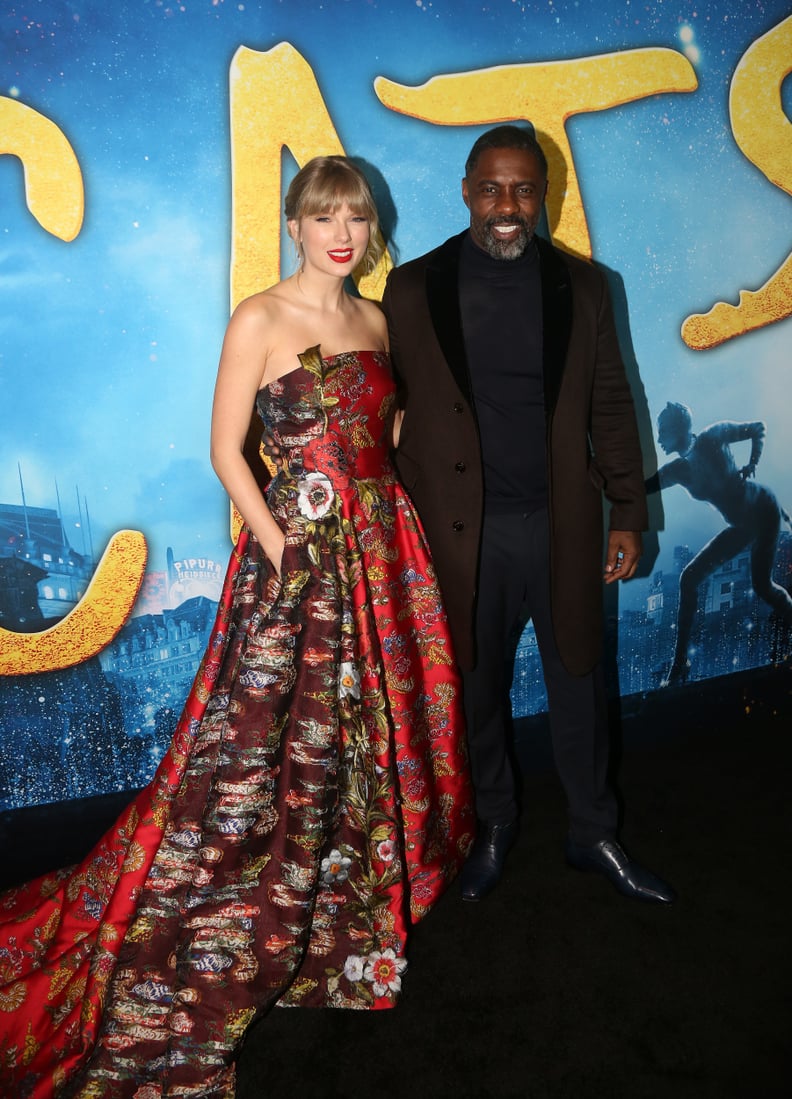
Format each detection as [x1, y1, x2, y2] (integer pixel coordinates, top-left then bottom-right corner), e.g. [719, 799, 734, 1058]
[382, 124, 674, 903]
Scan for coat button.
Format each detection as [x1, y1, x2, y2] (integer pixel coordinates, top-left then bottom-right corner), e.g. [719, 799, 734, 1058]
[452, 402, 464, 413]
[454, 461, 466, 473]
[452, 520, 464, 532]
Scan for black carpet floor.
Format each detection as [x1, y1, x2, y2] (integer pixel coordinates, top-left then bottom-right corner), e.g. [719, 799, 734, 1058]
[236, 666, 790, 1099]
[2, 666, 789, 1098]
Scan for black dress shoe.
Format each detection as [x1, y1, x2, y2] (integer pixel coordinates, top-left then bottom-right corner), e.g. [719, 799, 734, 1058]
[565, 837, 676, 904]
[460, 820, 518, 901]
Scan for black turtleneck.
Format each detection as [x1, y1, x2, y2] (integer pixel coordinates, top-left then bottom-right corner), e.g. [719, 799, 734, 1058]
[459, 231, 547, 514]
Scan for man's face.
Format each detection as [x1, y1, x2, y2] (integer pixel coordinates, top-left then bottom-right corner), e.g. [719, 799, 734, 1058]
[462, 146, 548, 260]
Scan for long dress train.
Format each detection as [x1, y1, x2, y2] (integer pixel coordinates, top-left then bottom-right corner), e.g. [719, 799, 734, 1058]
[0, 347, 472, 1098]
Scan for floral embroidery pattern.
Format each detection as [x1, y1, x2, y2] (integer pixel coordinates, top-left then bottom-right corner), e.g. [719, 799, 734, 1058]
[296, 471, 334, 520]
[0, 347, 472, 1099]
[363, 948, 407, 997]
[320, 849, 353, 886]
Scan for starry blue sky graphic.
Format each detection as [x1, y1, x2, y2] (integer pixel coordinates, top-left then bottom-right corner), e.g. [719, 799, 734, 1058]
[1, 0, 790, 610]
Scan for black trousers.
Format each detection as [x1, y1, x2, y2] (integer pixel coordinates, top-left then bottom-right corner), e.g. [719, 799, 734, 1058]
[462, 508, 618, 845]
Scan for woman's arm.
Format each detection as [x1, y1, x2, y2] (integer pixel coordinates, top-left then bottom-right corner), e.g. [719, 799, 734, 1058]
[392, 407, 404, 449]
[210, 298, 286, 574]
[645, 458, 685, 494]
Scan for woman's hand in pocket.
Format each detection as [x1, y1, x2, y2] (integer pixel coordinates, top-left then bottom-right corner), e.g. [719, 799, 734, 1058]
[267, 532, 286, 579]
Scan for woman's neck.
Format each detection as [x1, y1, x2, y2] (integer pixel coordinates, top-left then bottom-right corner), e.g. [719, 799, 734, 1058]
[290, 267, 350, 313]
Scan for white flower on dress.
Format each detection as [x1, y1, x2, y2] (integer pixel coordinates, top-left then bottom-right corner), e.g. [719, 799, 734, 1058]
[338, 661, 361, 700]
[343, 954, 366, 983]
[296, 471, 334, 520]
[376, 838, 397, 863]
[362, 948, 407, 997]
[320, 848, 352, 885]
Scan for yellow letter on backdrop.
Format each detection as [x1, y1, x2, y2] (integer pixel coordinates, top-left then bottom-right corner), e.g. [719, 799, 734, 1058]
[375, 48, 697, 259]
[0, 100, 147, 674]
[0, 531, 147, 675]
[682, 15, 792, 350]
[229, 42, 392, 309]
[0, 96, 84, 240]
[227, 43, 394, 539]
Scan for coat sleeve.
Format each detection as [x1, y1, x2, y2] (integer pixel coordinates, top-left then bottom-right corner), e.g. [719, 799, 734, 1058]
[381, 275, 405, 404]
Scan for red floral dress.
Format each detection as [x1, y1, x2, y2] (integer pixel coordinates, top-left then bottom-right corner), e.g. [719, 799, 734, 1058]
[0, 348, 473, 1098]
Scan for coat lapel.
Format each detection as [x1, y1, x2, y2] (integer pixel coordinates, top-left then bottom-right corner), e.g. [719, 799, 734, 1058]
[425, 232, 472, 402]
[536, 235, 572, 417]
[425, 231, 573, 415]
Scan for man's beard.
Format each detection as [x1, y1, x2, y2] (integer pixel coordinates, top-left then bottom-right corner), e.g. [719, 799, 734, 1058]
[474, 215, 535, 260]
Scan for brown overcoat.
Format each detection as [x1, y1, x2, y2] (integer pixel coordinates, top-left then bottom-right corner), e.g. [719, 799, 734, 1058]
[382, 231, 648, 675]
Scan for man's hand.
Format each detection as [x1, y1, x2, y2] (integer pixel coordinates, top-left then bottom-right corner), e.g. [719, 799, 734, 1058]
[261, 432, 284, 473]
[603, 530, 642, 584]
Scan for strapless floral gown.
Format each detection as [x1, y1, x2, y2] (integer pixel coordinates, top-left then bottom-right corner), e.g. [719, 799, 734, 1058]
[0, 347, 472, 1098]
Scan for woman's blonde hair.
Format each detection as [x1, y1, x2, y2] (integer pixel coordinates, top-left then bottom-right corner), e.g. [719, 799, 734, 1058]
[284, 156, 384, 275]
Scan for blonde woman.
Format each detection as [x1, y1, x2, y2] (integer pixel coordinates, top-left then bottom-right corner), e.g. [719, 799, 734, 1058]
[0, 157, 472, 1099]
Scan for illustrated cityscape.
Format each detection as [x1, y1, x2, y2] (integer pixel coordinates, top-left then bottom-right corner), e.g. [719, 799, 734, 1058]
[1, 491, 791, 810]
[0, 494, 223, 810]
[511, 537, 792, 713]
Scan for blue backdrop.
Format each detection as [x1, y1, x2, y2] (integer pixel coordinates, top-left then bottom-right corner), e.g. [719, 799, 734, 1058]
[2, 0, 790, 808]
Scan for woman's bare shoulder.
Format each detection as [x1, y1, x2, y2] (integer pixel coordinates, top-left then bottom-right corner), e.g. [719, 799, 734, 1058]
[233, 280, 294, 319]
[356, 291, 384, 315]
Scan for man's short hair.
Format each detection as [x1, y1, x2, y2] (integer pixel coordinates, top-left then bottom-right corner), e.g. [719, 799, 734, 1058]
[465, 124, 548, 178]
